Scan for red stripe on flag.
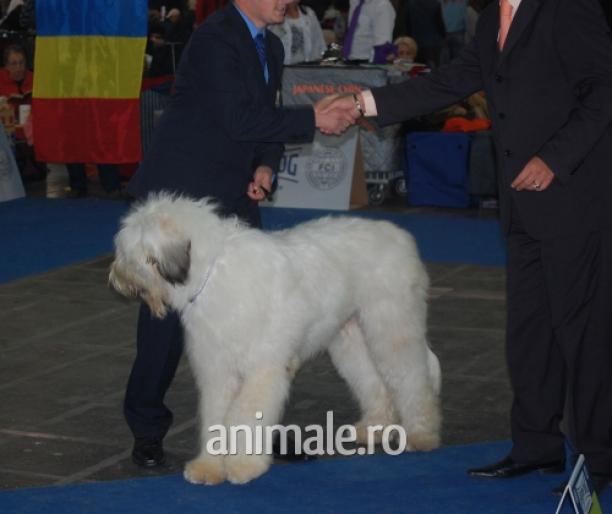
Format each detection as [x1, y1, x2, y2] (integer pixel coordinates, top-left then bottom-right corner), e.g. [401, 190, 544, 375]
[32, 98, 142, 163]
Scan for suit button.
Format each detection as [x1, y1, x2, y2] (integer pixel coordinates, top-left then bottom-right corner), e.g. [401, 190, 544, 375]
[504, 149, 512, 157]
[495, 74, 503, 82]
[499, 112, 506, 120]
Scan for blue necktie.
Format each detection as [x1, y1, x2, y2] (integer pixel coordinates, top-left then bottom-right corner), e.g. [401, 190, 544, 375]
[254, 33, 268, 82]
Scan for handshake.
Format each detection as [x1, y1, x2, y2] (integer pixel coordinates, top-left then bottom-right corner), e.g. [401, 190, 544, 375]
[313, 94, 365, 136]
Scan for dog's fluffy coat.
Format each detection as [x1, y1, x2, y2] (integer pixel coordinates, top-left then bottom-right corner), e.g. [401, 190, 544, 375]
[110, 193, 441, 485]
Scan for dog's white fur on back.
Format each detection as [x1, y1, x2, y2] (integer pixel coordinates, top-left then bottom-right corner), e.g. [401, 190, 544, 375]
[110, 193, 441, 485]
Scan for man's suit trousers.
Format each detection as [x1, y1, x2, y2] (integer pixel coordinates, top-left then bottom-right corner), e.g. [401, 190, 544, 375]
[506, 203, 612, 476]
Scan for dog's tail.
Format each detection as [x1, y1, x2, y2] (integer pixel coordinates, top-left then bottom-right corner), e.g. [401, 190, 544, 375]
[427, 348, 442, 395]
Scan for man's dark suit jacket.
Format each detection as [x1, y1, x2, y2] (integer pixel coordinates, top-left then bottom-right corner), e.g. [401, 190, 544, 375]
[371, 0, 612, 239]
[128, 3, 315, 212]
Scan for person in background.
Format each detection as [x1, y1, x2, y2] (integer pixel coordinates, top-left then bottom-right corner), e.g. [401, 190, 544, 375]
[144, 22, 175, 77]
[342, 0, 395, 62]
[269, 0, 327, 64]
[148, 0, 194, 66]
[321, 0, 347, 45]
[392, 35, 418, 62]
[0, 44, 31, 110]
[64, 163, 123, 199]
[407, 0, 445, 67]
[0, 43, 46, 181]
[439, 0, 467, 63]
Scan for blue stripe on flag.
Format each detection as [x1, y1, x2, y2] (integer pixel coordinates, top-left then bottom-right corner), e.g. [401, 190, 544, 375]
[36, 0, 147, 37]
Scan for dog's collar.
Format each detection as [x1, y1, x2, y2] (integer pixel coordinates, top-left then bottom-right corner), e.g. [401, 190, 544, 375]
[181, 258, 217, 315]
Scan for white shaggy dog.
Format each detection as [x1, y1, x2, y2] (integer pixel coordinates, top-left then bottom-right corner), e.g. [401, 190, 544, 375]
[109, 193, 441, 485]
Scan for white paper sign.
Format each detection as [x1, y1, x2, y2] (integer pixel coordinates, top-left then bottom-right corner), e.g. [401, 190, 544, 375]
[264, 128, 358, 211]
[555, 455, 601, 514]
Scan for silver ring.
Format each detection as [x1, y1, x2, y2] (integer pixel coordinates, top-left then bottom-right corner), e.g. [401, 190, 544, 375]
[533, 182, 540, 190]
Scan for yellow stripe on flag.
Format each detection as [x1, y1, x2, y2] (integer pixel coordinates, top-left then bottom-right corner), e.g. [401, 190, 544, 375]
[34, 35, 146, 99]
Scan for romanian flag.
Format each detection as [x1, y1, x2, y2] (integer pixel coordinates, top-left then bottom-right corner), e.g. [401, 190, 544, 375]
[32, 1, 147, 163]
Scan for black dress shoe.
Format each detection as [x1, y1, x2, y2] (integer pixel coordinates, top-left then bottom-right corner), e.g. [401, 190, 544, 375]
[553, 473, 612, 496]
[132, 438, 166, 468]
[272, 434, 316, 462]
[468, 455, 565, 478]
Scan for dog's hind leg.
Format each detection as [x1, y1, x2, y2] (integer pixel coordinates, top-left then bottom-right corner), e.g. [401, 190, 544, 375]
[359, 301, 441, 452]
[329, 318, 397, 444]
[184, 359, 241, 486]
[223, 365, 292, 485]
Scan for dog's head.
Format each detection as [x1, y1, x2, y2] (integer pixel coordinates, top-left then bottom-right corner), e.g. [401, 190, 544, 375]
[109, 194, 192, 318]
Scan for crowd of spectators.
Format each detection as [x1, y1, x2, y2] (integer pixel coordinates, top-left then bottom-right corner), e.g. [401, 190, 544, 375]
[1, 0, 610, 197]
[0, 0, 483, 195]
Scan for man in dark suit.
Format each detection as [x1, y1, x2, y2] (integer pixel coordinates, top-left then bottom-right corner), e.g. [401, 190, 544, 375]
[325, 0, 612, 494]
[125, 0, 354, 468]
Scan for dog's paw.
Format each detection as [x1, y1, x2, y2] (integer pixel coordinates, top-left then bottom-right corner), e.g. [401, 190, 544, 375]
[183, 457, 225, 485]
[406, 431, 440, 452]
[225, 455, 270, 485]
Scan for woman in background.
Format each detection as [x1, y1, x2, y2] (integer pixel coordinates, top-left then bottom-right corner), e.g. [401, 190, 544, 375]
[269, 0, 327, 65]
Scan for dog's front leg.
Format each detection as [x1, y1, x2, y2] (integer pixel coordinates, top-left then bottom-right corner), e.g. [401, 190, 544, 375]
[224, 366, 291, 485]
[184, 365, 241, 486]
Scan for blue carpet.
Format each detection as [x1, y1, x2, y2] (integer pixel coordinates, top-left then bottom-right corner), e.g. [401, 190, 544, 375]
[0, 441, 600, 514]
[0, 198, 505, 284]
[0, 198, 130, 284]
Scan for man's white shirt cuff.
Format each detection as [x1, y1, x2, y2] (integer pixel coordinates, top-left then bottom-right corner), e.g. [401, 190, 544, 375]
[361, 90, 378, 117]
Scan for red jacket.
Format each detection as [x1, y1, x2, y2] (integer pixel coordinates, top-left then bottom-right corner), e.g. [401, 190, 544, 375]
[0, 68, 33, 99]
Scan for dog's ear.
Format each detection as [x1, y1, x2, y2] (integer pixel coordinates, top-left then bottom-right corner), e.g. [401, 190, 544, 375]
[154, 239, 191, 285]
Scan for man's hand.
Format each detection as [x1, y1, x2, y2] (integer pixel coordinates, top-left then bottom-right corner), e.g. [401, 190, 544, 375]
[511, 157, 555, 192]
[314, 95, 360, 135]
[247, 165, 274, 201]
[321, 94, 362, 117]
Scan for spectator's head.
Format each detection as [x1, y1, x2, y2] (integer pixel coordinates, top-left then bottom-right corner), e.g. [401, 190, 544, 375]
[3, 45, 27, 82]
[166, 7, 182, 24]
[393, 36, 418, 61]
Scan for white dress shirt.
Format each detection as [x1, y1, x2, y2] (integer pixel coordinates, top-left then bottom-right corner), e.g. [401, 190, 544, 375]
[508, 0, 522, 16]
[345, 0, 396, 61]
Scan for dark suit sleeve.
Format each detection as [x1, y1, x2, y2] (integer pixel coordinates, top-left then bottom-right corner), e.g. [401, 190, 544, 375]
[252, 35, 286, 173]
[537, 0, 612, 183]
[370, 37, 483, 126]
[187, 26, 315, 143]
[253, 143, 284, 173]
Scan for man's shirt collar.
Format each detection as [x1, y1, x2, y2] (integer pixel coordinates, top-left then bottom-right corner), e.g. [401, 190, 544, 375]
[233, 2, 265, 39]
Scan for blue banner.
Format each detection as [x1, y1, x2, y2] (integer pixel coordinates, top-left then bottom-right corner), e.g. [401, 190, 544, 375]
[36, 0, 148, 37]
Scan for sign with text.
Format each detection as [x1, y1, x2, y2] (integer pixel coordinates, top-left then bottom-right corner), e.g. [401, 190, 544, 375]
[264, 128, 358, 210]
[555, 455, 602, 514]
[282, 65, 403, 175]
